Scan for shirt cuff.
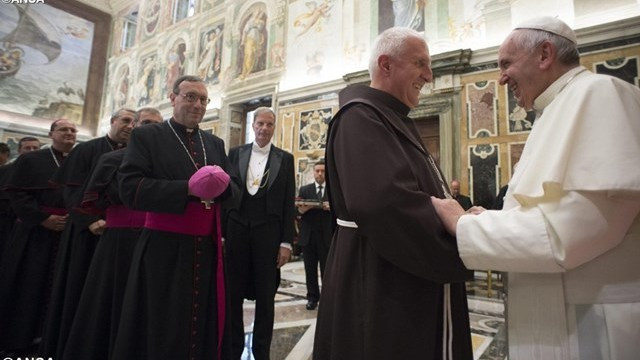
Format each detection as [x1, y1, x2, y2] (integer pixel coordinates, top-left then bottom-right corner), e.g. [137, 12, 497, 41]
[280, 243, 292, 250]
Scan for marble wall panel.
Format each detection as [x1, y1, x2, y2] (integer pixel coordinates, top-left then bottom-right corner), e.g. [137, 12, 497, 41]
[468, 143, 499, 209]
[466, 80, 498, 138]
[594, 56, 639, 86]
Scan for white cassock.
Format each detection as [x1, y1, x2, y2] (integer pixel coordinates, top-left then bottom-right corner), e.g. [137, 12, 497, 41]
[457, 66, 640, 360]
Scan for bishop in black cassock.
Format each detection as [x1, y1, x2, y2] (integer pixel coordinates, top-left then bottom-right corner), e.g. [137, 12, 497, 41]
[0, 120, 75, 354]
[40, 109, 136, 359]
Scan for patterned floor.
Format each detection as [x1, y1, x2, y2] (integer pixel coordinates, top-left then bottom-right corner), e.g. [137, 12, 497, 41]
[240, 261, 508, 360]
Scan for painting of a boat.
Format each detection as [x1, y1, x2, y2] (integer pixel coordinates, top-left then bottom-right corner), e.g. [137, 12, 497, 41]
[0, 4, 61, 81]
[0, 2, 97, 124]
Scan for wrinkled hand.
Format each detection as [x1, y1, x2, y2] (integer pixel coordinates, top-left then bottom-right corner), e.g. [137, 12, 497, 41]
[41, 214, 68, 232]
[276, 246, 291, 268]
[88, 219, 107, 235]
[430, 197, 466, 236]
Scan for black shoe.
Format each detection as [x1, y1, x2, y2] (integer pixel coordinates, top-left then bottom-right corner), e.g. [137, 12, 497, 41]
[306, 300, 318, 310]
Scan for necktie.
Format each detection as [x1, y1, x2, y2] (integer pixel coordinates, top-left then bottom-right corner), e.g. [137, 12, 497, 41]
[317, 185, 323, 201]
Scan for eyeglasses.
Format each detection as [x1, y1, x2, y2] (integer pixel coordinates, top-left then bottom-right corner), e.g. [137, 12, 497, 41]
[179, 93, 211, 105]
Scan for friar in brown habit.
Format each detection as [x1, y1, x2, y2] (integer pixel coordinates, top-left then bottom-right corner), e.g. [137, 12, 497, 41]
[313, 27, 473, 360]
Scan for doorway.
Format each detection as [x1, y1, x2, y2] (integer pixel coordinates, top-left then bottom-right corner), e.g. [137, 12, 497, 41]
[414, 115, 440, 165]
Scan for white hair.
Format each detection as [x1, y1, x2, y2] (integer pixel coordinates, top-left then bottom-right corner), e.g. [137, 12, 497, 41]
[368, 27, 426, 77]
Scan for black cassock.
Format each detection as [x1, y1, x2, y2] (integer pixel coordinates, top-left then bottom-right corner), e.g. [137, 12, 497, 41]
[0, 147, 66, 351]
[113, 119, 235, 360]
[313, 85, 473, 360]
[40, 136, 123, 359]
[0, 164, 16, 264]
[61, 148, 143, 360]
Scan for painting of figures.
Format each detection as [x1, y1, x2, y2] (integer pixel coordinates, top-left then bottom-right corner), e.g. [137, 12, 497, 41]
[137, 54, 158, 106]
[0, 3, 94, 124]
[113, 64, 130, 110]
[236, 4, 268, 80]
[141, 0, 162, 40]
[163, 37, 187, 95]
[378, 0, 425, 33]
[197, 24, 223, 84]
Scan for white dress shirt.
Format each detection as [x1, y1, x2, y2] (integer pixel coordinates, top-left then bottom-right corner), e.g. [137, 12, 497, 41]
[246, 141, 271, 195]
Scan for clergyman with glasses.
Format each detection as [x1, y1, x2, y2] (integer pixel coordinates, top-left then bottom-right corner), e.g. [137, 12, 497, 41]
[223, 106, 296, 360]
[113, 75, 237, 360]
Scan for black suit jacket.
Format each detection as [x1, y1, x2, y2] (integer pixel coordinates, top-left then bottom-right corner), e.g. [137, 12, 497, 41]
[297, 183, 333, 247]
[454, 194, 473, 211]
[225, 143, 295, 245]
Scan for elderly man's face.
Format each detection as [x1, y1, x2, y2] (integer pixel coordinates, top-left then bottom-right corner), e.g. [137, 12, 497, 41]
[498, 32, 545, 110]
[386, 36, 433, 108]
[252, 111, 275, 147]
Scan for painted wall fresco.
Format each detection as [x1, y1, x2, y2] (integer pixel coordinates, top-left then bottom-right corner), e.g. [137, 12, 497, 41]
[282, 0, 343, 90]
[0, 4, 94, 124]
[163, 37, 188, 95]
[136, 53, 159, 106]
[236, 4, 268, 80]
[113, 64, 131, 110]
[378, 0, 425, 33]
[140, 0, 162, 41]
[197, 23, 224, 84]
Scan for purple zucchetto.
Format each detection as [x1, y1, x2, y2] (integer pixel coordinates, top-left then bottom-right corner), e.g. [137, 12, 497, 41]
[188, 165, 230, 200]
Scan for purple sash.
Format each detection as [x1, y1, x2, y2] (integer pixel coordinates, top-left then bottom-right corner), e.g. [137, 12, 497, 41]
[105, 205, 146, 228]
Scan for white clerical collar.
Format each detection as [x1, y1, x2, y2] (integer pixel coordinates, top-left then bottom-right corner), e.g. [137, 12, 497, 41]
[533, 66, 588, 115]
[252, 141, 272, 154]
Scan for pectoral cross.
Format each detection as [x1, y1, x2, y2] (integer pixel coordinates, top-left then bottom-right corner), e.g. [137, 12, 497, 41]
[201, 199, 213, 209]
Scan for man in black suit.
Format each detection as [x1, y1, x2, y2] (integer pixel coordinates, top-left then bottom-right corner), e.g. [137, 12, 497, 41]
[296, 161, 333, 310]
[450, 179, 472, 210]
[224, 107, 295, 360]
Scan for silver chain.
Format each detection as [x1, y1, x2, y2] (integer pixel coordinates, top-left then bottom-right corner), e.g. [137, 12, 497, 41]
[167, 120, 207, 170]
[49, 147, 60, 168]
[427, 154, 452, 199]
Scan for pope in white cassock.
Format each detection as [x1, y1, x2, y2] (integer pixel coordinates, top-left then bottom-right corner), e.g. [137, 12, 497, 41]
[432, 16, 640, 360]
